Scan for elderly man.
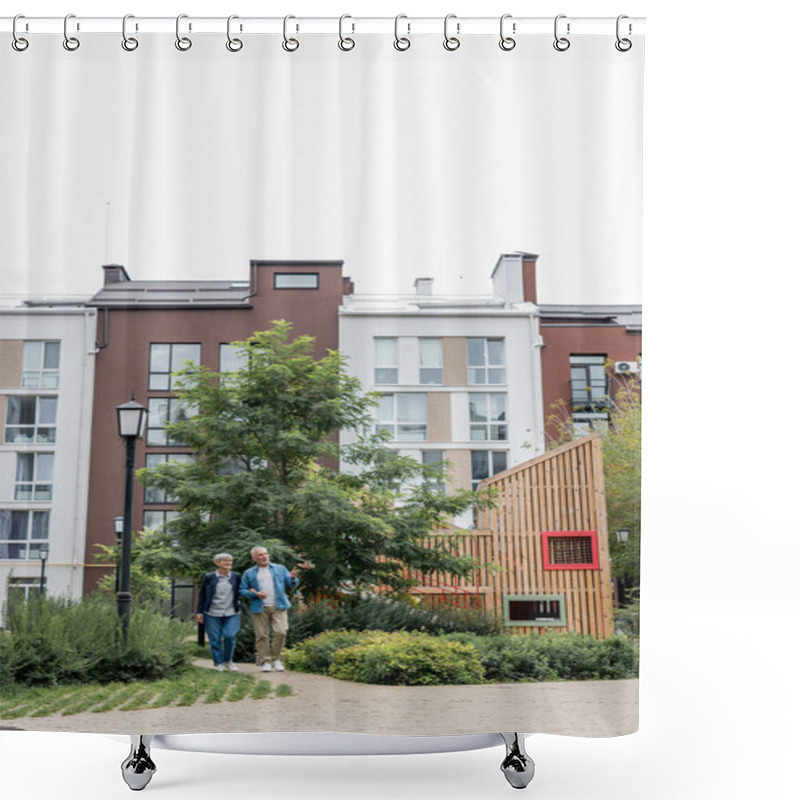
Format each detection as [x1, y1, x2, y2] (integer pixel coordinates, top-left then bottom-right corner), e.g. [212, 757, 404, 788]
[195, 553, 242, 672]
[240, 546, 300, 672]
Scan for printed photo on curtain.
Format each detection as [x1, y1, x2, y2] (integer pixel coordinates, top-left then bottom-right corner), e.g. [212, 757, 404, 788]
[0, 12, 644, 791]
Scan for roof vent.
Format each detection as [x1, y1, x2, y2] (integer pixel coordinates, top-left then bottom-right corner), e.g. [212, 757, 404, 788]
[414, 277, 434, 296]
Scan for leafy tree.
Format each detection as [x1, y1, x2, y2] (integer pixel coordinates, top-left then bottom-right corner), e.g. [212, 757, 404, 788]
[545, 368, 641, 601]
[138, 321, 486, 594]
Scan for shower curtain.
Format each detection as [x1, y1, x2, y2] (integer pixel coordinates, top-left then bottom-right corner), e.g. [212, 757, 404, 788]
[0, 15, 644, 742]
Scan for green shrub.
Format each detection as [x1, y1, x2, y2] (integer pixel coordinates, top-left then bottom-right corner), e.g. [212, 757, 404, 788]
[0, 595, 194, 687]
[328, 631, 485, 686]
[286, 595, 501, 646]
[443, 632, 557, 682]
[282, 630, 366, 674]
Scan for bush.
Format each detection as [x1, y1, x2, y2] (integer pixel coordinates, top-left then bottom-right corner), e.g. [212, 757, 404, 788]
[328, 631, 486, 686]
[0, 595, 194, 687]
[286, 595, 501, 646]
[282, 630, 366, 674]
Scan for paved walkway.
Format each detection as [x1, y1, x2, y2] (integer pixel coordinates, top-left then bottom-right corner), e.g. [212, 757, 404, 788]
[3, 659, 638, 737]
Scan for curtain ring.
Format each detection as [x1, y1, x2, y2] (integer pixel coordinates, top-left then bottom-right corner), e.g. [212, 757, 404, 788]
[338, 14, 355, 51]
[615, 15, 632, 51]
[121, 14, 139, 51]
[175, 14, 192, 50]
[553, 14, 570, 51]
[283, 15, 299, 52]
[12, 15, 29, 51]
[226, 15, 243, 52]
[394, 14, 410, 51]
[443, 14, 460, 51]
[63, 13, 80, 51]
[499, 14, 516, 51]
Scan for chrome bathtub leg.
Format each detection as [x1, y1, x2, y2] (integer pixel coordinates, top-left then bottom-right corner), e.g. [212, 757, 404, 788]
[500, 733, 535, 789]
[121, 735, 156, 791]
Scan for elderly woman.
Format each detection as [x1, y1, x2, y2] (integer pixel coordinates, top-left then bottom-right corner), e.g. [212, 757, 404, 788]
[195, 553, 242, 672]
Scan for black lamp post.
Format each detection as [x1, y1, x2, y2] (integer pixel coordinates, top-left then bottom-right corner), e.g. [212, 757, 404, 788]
[113, 515, 124, 592]
[116, 397, 148, 640]
[38, 541, 49, 595]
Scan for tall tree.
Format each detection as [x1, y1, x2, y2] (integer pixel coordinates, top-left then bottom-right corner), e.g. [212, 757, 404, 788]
[138, 322, 484, 594]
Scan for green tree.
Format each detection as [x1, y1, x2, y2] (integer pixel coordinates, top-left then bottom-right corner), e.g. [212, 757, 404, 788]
[138, 321, 485, 595]
[545, 369, 641, 600]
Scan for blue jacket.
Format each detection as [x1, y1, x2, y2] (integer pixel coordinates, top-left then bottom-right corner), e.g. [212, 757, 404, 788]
[196, 571, 242, 615]
[240, 564, 299, 612]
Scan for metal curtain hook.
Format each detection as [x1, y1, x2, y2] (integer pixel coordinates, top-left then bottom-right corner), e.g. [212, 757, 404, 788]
[175, 14, 192, 50]
[553, 14, 570, 51]
[226, 15, 243, 51]
[499, 14, 516, 51]
[12, 14, 29, 51]
[338, 14, 355, 51]
[283, 15, 299, 52]
[394, 14, 410, 51]
[122, 14, 139, 51]
[615, 14, 632, 51]
[443, 14, 460, 51]
[63, 13, 80, 51]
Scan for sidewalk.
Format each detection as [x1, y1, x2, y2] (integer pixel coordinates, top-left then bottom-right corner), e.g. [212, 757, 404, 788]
[3, 659, 638, 737]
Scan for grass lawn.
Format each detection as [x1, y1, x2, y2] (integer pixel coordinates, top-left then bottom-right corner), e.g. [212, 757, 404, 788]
[0, 667, 292, 720]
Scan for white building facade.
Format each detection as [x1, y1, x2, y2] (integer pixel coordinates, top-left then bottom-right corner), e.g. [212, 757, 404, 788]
[339, 254, 545, 523]
[0, 305, 96, 626]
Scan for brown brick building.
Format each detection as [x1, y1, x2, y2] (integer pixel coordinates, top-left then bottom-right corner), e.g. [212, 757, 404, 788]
[83, 260, 353, 594]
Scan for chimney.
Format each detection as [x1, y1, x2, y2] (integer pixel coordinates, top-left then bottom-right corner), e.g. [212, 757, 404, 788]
[102, 264, 131, 285]
[414, 277, 434, 296]
[342, 276, 355, 296]
[491, 253, 539, 304]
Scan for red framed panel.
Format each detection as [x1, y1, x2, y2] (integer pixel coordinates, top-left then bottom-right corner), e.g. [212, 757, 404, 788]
[542, 530, 599, 570]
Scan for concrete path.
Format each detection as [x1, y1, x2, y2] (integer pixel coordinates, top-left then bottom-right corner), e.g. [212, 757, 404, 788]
[2, 659, 638, 738]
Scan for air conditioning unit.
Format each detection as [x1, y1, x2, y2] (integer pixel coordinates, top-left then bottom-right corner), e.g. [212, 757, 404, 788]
[614, 361, 640, 375]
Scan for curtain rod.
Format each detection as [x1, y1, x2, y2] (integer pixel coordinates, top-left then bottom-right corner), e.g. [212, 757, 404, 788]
[3, 16, 646, 37]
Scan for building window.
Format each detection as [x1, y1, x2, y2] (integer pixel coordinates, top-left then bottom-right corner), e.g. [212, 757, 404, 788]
[421, 450, 445, 493]
[146, 398, 196, 446]
[467, 337, 505, 385]
[14, 453, 54, 501]
[7, 577, 47, 609]
[503, 594, 567, 627]
[274, 273, 319, 289]
[419, 338, 443, 384]
[0, 509, 49, 560]
[374, 338, 398, 385]
[470, 450, 508, 491]
[22, 341, 60, 388]
[542, 531, 600, 570]
[376, 393, 427, 441]
[469, 393, 507, 441]
[4, 396, 57, 443]
[144, 454, 194, 503]
[570, 355, 608, 411]
[219, 343, 248, 374]
[149, 343, 201, 391]
[143, 509, 181, 530]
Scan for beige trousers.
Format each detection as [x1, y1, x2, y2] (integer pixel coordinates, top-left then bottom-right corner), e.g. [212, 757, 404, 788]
[251, 607, 289, 664]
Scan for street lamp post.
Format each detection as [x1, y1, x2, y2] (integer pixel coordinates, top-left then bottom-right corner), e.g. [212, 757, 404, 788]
[113, 515, 124, 593]
[38, 541, 49, 595]
[116, 397, 148, 641]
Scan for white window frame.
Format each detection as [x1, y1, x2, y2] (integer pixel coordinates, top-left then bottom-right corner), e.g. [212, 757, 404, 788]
[468, 393, 508, 441]
[418, 338, 443, 385]
[0, 509, 50, 560]
[4, 396, 57, 444]
[14, 452, 54, 501]
[467, 337, 506, 385]
[22, 340, 60, 388]
[470, 450, 508, 491]
[374, 338, 398, 385]
[376, 393, 427, 441]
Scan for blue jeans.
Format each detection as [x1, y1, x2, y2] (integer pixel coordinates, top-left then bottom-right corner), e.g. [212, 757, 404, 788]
[203, 613, 240, 665]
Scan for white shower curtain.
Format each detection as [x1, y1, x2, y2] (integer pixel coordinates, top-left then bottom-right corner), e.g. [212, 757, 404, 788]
[1, 14, 643, 745]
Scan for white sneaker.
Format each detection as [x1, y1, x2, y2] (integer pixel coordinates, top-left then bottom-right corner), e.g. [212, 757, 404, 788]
[273, 659, 285, 672]
[261, 661, 273, 672]
[225, 662, 239, 672]
[214, 664, 226, 672]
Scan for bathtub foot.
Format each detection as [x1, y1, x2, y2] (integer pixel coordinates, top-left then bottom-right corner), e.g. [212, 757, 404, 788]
[500, 733, 535, 789]
[121, 735, 156, 791]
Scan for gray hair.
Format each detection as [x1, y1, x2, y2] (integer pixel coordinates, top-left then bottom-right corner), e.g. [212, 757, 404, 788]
[250, 546, 268, 557]
[213, 553, 234, 563]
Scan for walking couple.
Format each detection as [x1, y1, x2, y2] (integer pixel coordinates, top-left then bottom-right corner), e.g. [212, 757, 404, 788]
[195, 546, 300, 672]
